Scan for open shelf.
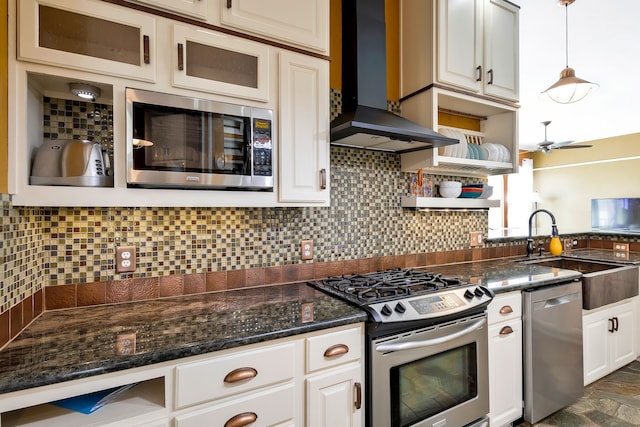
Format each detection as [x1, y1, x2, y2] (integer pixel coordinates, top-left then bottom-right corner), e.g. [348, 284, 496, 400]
[2, 378, 166, 427]
[401, 196, 500, 210]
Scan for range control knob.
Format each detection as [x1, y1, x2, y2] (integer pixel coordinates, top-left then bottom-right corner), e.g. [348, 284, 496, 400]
[464, 289, 474, 300]
[474, 288, 484, 297]
[381, 304, 393, 316]
[395, 302, 406, 314]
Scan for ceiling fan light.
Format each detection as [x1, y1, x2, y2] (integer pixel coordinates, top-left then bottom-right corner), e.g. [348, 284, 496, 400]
[542, 67, 599, 104]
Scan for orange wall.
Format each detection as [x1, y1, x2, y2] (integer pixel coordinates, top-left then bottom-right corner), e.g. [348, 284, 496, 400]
[329, 0, 400, 103]
[1, 0, 7, 193]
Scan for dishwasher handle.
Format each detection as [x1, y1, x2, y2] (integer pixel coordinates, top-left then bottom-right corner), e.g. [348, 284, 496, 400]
[534, 291, 581, 311]
[375, 318, 486, 353]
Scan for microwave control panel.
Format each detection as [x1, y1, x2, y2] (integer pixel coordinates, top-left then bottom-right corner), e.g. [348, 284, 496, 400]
[253, 118, 272, 177]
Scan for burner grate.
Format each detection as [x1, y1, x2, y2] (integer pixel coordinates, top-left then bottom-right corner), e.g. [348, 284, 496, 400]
[318, 268, 464, 304]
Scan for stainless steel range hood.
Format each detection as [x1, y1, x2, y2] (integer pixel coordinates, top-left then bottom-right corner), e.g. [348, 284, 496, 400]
[330, 0, 457, 153]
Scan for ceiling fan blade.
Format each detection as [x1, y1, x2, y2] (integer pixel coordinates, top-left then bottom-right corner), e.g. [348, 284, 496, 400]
[548, 140, 575, 148]
[555, 144, 593, 150]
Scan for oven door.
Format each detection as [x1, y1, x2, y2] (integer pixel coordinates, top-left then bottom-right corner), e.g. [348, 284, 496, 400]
[370, 313, 489, 427]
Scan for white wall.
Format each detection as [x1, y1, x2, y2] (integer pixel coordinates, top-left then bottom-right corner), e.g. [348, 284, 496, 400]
[514, 0, 640, 149]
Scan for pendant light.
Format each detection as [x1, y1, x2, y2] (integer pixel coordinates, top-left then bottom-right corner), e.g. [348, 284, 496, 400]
[541, 0, 598, 104]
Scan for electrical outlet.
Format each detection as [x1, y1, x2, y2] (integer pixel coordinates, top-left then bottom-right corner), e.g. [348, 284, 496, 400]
[301, 240, 314, 260]
[115, 245, 137, 273]
[613, 242, 629, 252]
[301, 302, 314, 323]
[116, 333, 137, 355]
[470, 232, 483, 247]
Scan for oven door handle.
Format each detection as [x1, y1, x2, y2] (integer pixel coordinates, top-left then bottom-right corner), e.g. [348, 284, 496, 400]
[375, 318, 486, 353]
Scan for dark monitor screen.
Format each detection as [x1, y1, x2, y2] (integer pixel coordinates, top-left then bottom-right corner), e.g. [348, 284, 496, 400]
[591, 198, 640, 232]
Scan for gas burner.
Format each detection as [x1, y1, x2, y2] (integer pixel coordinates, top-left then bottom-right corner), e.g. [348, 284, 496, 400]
[316, 268, 465, 304]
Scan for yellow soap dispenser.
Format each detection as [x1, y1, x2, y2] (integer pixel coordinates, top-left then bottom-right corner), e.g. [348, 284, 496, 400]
[549, 224, 562, 256]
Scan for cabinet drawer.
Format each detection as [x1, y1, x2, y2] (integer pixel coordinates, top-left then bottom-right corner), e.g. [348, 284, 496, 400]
[174, 384, 295, 427]
[306, 326, 362, 373]
[175, 343, 295, 408]
[488, 292, 521, 324]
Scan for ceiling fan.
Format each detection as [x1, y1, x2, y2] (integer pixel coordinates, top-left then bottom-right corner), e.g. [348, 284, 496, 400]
[533, 121, 592, 153]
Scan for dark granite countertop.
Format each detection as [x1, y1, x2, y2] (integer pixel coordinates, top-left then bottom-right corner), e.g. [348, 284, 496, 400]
[2, 249, 636, 396]
[425, 258, 583, 293]
[0, 283, 367, 395]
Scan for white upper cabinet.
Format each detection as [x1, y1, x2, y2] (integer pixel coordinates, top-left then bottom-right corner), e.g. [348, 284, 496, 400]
[219, 0, 329, 54]
[436, 0, 484, 93]
[126, 0, 209, 20]
[401, 0, 519, 102]
[278, 51, 330, 205]
[172, 24, 271, 102]
[483, 0, 519, 100]
[400, 0, 519, 177]
[18, 0, 157, 82]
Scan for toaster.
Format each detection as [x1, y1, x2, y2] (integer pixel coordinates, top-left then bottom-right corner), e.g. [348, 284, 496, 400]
[30, 139, 113, 187]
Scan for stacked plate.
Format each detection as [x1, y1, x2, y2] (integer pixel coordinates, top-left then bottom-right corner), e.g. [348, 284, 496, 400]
[438, 128, 467, 158]
[482, 143, 511, 162]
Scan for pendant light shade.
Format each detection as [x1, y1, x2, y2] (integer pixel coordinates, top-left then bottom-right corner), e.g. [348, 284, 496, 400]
[541, 0, 598, 104]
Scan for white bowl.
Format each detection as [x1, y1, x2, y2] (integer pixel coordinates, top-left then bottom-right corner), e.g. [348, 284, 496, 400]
[439, 180, 462, 188]
[439, 185, 462, 198]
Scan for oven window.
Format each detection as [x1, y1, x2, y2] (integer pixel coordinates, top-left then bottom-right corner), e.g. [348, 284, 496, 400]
[390, 343, 478, 427]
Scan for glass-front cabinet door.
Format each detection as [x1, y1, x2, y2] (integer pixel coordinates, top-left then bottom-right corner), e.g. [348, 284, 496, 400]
[18, 0, 156, 82]
[171, 24, 270, 102]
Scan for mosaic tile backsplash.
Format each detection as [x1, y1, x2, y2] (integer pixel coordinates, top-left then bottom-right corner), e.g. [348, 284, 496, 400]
[1, 145, 487, 314]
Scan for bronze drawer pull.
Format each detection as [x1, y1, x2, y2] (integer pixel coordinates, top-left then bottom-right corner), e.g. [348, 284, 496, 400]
[354, 382, 362, 409]
[224, 367, 258, 383]
[224, 412, 257, 427]
[177, 43, 184, 71]
[499, 326, 514, 335]
[143, 35, 150, 64]
[499, 305, 513, 315]
[324, 344, 349, 358]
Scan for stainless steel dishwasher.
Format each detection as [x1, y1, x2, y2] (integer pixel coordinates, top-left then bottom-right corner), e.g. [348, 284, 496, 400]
[523, 280, 584, 423]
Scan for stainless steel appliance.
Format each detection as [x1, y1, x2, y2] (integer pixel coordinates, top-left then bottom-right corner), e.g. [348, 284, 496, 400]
[523, 280, 583, 423]
[30, 139, 113, 187]
[309, 269, 493, 427]
[125, 88, 273, 191]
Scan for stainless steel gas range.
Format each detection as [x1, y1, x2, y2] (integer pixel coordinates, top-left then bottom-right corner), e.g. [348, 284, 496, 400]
[309, 268, 494, 427]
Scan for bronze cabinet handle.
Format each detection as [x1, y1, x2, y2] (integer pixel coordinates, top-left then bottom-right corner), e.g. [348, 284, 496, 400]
[224, 367, 258, 383]
[143, 35, 150, 65]
[487, 69, 494, 85]
[324, 344, 349, 358]
[499, 326, 514, 335]
[177, 43, 184, 71]
[476, 65, 482, 82]
[499, 305, 513, 315]
[320, 168, 327, 190]
[354, 382, 362, 410]
[227, 0, 232, 8]
[224, 412, 257, 427]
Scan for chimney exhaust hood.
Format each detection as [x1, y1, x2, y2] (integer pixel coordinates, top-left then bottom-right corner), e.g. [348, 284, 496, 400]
[330, 0, 458, 153]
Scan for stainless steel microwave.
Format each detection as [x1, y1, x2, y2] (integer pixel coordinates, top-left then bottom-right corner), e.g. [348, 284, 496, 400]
[125, 88, 273, 191]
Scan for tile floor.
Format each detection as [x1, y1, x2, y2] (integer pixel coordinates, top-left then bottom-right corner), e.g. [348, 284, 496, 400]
[516, 359, 640, 426]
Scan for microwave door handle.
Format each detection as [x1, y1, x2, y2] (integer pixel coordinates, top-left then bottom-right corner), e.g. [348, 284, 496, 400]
[375, 318, 486, 353]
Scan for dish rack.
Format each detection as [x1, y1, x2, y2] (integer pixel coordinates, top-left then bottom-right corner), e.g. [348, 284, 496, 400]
[401, 126, 515, 177]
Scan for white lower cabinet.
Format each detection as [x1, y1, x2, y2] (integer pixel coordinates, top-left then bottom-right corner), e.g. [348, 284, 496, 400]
[0, 324, 364, 427]
[487, 291, 523, 427]
[583, 298, 637, 385]
[174, 383, 296, 427]
[307, 364, 362, 427]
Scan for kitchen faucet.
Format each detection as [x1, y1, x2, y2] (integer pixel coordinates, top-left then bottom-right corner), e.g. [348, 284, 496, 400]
[527, 209, 561, 257]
